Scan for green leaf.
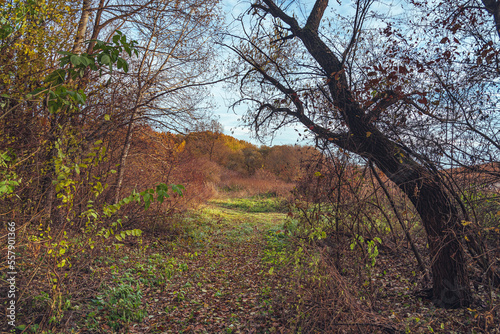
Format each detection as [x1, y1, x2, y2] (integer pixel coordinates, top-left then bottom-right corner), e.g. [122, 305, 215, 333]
[83, 55, 95, 67]
[101, 54, 111, 65]
[143, 193, 152, 209]
[170, 184, 185, 196]
[46, 69, 66, 84]
[104, 114, 110, 121]
[70, 55, 81, 66]
[60, 56, 70, 67]
[0, 185, 9, 195]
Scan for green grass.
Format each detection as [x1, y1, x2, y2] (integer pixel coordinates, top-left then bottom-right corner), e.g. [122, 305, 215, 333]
[209, 197, 288, 213]
[182, 198, 287, 245]
[71, 196, 290, 333]
[86, 274, 147, 331]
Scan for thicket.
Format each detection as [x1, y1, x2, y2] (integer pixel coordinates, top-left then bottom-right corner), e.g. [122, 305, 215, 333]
[0, 2, 317, 330]
[262, 150, 500, 332]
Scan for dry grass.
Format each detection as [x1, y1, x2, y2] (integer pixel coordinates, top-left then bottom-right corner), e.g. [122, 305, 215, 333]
[216, 169, 295, 198]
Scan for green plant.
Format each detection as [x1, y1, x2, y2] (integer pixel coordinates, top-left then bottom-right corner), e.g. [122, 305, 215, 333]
[32, 291, 51, 310]
[366, 237, 382, 267]
[89, 279, 146, 330]
[173, 289, 187, 302]
[349, 234, 381, 268]
[262, 228, 290, 270]
[17, 31, 187, 329]
[0, 150, 21, 197]
[210, 197, 287, 213]
[27, 30, 138, 115]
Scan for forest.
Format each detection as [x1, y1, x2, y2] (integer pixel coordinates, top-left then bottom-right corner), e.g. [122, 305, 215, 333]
[1, 0, 500, 333]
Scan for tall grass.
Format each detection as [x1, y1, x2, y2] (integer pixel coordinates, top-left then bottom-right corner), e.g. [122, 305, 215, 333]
[216, 169, 294, 198]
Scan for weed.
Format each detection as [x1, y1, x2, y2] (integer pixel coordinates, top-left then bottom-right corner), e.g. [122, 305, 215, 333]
[86, 277, 146, 331]
[32, 291, 51, 310]
[173, 290, 186, 302]
[210, 197, 287, 213]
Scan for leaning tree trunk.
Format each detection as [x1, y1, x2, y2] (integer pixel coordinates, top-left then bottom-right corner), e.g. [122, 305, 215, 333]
[251, 0, 473, 308]
[392, 167, 472, 308]
[358, 132, 472, 308]
[300, 5, 472, 308]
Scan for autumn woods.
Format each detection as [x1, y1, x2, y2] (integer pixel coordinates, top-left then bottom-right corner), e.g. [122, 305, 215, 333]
[1, 0, 500, 333]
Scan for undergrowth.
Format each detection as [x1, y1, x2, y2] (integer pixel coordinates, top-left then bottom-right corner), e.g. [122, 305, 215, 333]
[209, 196, 288, 213]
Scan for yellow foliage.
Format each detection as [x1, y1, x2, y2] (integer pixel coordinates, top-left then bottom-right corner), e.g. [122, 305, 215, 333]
[176, 140, 186, 153]
[219, 133, 255, 151]
[0, 0, 78, 98]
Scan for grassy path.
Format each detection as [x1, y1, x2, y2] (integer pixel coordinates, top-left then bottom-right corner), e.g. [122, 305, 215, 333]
[134, 199, 287, 333]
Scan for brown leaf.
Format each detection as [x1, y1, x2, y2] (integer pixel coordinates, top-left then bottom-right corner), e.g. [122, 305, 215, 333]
[417, 97, 428, 104]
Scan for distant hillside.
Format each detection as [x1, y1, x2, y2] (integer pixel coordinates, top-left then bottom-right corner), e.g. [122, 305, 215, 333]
[108, 126, 320, 207]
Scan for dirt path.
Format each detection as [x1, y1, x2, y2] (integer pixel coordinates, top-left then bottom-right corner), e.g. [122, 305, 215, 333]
[137, 202, 287, 333]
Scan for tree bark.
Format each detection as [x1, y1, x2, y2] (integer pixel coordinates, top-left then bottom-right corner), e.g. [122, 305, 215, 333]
[481, 0, 500, 40]
[72, 0, 92, 54]
[400, 170, 471, 308]
[114, 110, 137, 204]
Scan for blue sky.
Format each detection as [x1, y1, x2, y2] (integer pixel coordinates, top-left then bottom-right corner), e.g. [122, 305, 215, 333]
[213, 0, 405, 146]
[210, 81, 307, 146]
[209, 0, 308, 147]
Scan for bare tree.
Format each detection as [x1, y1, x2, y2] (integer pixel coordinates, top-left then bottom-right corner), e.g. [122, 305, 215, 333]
[224, 0, 499, 308]
[108, 0, 223, 203]
[61, 0, 224, 203]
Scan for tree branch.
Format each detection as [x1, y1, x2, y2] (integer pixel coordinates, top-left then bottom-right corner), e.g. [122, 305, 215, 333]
[305, 0, 329, 32]
[481, 0, 500, 39]
[257, 103, 349, 148]
[258, 0, 301, 31]
[364, 90, 400, 124]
